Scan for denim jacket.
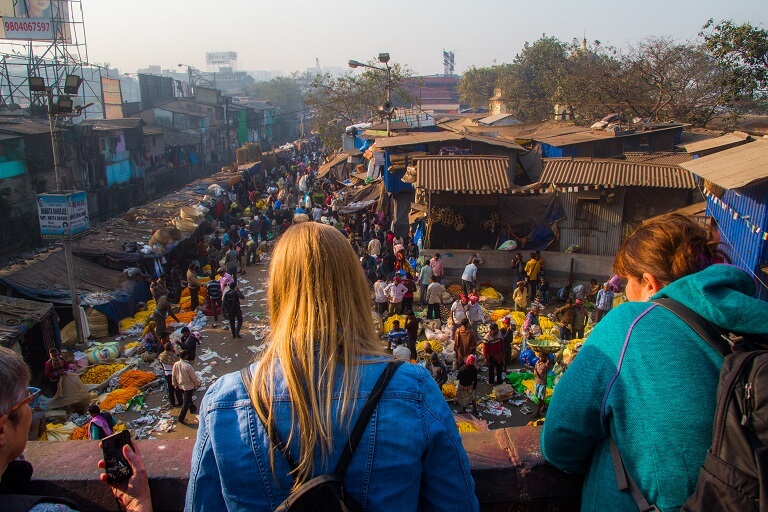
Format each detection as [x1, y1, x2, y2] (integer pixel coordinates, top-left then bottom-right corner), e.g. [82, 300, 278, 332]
[185, 359, 479, 512]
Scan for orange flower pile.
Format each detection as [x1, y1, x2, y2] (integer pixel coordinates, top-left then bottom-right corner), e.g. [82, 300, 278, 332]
[119, 370, 158, 388]
[100, 387, 141, 411]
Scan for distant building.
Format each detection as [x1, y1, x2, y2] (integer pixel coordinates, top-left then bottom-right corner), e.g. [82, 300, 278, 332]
[403, 76, 461, 114]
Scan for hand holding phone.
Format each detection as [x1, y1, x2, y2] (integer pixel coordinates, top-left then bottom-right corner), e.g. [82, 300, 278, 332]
[99, 434, 152, 512]
[101, 430, 134, 484]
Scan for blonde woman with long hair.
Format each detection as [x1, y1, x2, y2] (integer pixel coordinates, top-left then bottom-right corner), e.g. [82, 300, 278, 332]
[186, 222, 478, 511]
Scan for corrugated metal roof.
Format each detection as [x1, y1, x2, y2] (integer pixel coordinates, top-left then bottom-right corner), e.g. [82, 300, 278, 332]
[413, 156, 513, 193]
[164, 130, 199, 147]
[680, 139, 768, 189]
[623, 152, 694, 165]
[80, 118, 144, 130]
[317, 151, 353, 178]
[538, 124, 684, 147]
[541, 158, 696, 188]
[683, 131, 750, 153]
[374, 131, 462, 148]
[462, 133, 525, 151]
[0, 119, 56, 135]
[478, 113, 518, 125]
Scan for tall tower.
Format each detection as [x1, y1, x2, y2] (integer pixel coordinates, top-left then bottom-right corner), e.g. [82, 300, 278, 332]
[442, 50, 455, 76]
[0, 1, 96, 114]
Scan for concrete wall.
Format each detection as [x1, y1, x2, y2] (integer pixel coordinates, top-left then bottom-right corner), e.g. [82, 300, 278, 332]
[22, 426, 583, 511]
[421, 249, 615, 293]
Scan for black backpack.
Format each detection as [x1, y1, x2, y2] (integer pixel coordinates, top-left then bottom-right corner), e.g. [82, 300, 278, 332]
[240, 361, 402, 512]
[610, 298, 768, 512]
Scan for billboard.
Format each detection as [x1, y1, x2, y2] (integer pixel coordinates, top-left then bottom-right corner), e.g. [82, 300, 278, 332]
[37, 191, 89, 240]
[101, 76, 124, 119]
[206, 51, 237, 65]
[0, 0, 72, 42]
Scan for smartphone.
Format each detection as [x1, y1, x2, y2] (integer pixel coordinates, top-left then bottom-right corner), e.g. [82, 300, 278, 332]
[101, 430, 134, 484]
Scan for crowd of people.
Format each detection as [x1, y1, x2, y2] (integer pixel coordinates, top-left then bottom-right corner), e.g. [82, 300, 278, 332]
[3, 139, 764, 512]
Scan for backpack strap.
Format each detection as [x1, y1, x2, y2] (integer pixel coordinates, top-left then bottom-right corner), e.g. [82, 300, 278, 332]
[240, 366, 299, 473]
[608, 435, 660, 512]
[607, 298, 731, 511]
[652, 298, 731, 356]
[240, 361, 403, 478]
[333, 361, 402, 477]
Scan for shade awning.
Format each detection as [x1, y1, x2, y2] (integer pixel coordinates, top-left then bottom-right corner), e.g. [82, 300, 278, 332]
[413, 156, 514, 194]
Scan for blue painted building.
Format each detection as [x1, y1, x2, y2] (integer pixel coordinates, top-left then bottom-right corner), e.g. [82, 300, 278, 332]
[536, 124, 684, 159]
[681, 140, 768, 299]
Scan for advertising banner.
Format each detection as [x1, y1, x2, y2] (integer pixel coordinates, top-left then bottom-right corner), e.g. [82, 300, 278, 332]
[0, 0, 72, 42]
[37, 191, 89, 240]
[101, 76, 124, 119]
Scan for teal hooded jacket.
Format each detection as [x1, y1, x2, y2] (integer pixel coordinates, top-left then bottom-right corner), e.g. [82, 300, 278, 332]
[541, 264, 768, 511]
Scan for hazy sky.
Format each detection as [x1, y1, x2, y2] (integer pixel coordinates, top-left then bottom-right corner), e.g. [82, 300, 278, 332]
[85, 0, 768, 76]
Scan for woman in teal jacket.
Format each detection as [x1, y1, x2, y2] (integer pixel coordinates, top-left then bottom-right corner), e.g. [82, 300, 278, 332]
[541, 213, 768, 511]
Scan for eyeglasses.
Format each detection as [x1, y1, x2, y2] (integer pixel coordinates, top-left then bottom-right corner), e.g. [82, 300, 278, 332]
[4, 388, 40, 416]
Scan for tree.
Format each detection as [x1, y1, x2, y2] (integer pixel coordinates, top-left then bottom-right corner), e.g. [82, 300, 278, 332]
[304, 60, 416, 150]
[701, 19, 768, 115]
[623, 37, 724, 125]
[458, 65, 511, 110]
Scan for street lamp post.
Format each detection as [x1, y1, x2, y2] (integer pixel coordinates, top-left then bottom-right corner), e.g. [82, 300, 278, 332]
[29, 75, 91, 347]
[348, 53, 393, 137]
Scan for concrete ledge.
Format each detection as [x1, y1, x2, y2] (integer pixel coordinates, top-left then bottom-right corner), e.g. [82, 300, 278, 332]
[22, 427, 582, 511]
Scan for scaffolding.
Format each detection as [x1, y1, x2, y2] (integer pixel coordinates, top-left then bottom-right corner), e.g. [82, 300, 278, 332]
[0, 0, 101, 118]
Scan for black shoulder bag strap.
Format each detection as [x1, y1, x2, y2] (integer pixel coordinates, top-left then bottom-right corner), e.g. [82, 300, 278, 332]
[240, 361, 403, 478]
[607, 298, 731, 512]
[333, 361, 402, 477]
[652, 298, 731, 356]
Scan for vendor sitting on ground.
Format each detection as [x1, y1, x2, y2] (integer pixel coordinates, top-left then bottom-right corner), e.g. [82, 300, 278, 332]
[88, 404, 116, 440]
[430, 352, 448, 389]
[392, 336, 411, 362]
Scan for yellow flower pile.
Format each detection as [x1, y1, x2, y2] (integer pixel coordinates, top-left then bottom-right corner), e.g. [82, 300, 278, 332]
[455, 421, 479, 432]
[80, 363, 126, 385]
[119, 370, 158, 388]
[538, 317, 554, 331]
[383, 315, 408, 334]
[490, 309, 512, 322]
[511, 311, 526, 326]
[100, 387, 141, 411]
[427, 339, 444, 352]
[478, 287, 500, 299]
[447, 284, 464, 296]
[521, 379, 553, 399]
[442, 382, 457, 399]
[124, 341, 140, 350]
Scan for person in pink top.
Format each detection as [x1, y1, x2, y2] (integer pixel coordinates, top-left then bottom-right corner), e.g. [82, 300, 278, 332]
[430, 253, 444, 283]
[218, 268, 234, 296]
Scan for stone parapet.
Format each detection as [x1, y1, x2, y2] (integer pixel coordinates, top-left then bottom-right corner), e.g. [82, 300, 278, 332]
[22, 426, 582, 511]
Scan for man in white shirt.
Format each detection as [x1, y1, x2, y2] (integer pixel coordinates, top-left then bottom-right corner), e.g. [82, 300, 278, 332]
[367, 237, 382, 257]
[418, 262, 434, 306]
[425, 274, 445, 321]
[373, 275, 388, 315]
[461, 258, 479, 296]
[450, 295, 471, 341]
[383, 277, 408, 315]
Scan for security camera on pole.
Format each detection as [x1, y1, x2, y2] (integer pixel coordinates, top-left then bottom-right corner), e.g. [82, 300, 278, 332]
[348, 53, 394, 137]
[29, 74, 93, 347]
